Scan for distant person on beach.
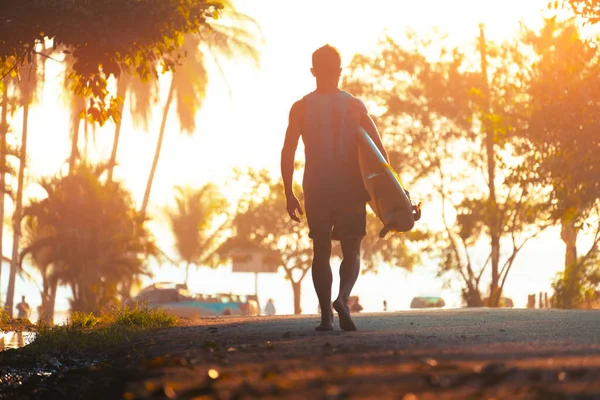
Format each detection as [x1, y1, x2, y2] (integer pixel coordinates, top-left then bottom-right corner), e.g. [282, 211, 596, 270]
[281, 44, 388, 331]
[265, 298, 276, 316]
[16, 296, 31, 319]
[349, 296, 364, 313]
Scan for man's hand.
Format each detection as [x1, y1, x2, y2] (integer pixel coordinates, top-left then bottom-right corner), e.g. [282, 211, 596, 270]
[286, 194, 304, 222]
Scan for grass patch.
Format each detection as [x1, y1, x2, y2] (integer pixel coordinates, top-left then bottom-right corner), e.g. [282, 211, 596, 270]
[0, 309, 35, 332]
[22, 305, 177, 355]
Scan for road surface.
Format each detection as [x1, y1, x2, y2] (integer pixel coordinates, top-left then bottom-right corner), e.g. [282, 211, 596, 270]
[6, 309, 600, 399]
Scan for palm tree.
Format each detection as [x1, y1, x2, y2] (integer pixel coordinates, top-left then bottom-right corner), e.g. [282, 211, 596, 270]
[20, 217, 59, 324]
[20, 162, 158, 314]
[165, 184, 228, 285]
[61, 52, 88, 173]
[0, 80, 7, 301]
[107, 74, 157, 182]
[4, 46, 45, 315]
[140, 2, 261, 215]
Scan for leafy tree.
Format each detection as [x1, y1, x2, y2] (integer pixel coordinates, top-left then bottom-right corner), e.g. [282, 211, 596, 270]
[218, 170, 421, 314]
[140, 3, 261, 214]
[165, 184, 228, 285]
[558, 0, 600, 24]
[551, 206, 600, 308]
[343, 32, 547, 306]
[0, 0, 226, 124]
[19, 163, 158, 314]
[519, 18, 600, 307]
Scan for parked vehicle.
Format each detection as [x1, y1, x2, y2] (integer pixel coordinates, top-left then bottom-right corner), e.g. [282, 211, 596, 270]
[483, 297, 515, 308]
[129, 282, 260, 319]
[410, 296, 446, 309]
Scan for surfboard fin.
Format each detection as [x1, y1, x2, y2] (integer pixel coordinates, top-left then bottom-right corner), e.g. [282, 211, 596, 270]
[412, 202, 422, 222]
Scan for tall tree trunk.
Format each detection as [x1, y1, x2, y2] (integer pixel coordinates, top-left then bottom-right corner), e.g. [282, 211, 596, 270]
[5, 101, 28, 315]
[83, 119, 89, 160]
[48, 278, 57, 325]
[68, 98, 84, 173]
[479, 24, 501, 307]
[107, 80, 127, 182]
[0, 85, 7, 312]
[119, 278, 133, 304]
[40, 275, 58, 326]
[560, 214, 579, 308]
[291, 280, 302, 315]
[185, 262, 191, 286]
[464, 285, 483, 307]
[140, 80, 175, 215]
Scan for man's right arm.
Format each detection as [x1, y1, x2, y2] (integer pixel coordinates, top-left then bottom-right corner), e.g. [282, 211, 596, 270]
[280, 100, 302, 196]
[358, 101, 389, 163]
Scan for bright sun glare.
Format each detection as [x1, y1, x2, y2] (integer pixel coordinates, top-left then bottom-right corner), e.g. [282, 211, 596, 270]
[8, 0, 582, 317]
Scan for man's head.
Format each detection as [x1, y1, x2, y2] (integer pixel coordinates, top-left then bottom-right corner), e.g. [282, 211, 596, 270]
[21, 295, 25, 301]
[311, 44, 342, 85]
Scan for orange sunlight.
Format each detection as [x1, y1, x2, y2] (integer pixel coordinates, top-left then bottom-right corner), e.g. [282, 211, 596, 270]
[12, 0, 581, 318]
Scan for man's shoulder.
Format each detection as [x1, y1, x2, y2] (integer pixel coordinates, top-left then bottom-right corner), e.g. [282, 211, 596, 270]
[340, 91, 367, 108]
[289, 97, 307, 121]
[341, 91, 368, 113]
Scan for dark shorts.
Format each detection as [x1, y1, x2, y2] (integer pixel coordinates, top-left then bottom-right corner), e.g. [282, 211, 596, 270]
[305, 199, 367, 241]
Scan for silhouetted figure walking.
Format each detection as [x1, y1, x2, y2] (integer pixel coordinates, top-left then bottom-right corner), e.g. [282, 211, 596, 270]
[281, 45, 389, 331]
[16, 296, 31, 319]
[265, 298, 276, 316]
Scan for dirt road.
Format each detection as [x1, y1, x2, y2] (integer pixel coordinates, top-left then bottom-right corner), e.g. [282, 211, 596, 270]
[4, 309, 600, 399]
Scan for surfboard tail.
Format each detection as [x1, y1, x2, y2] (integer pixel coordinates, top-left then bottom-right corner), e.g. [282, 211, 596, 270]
[357, 126, 423, 237]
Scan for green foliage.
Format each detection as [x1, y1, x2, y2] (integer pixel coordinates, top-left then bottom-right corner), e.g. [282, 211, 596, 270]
[110, 305, 177, 330]
[0, 0, 227, 124]
[0, 309, 35, 332]
[19, 163, 159, 314]
[0, 309, 9, 325]
[551, 254, 600, 308]
[25, 306, 176, 355]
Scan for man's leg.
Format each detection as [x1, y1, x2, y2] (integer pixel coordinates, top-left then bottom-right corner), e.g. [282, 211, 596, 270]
[333, 236, 361, 331]
[312, 237, 334, 331]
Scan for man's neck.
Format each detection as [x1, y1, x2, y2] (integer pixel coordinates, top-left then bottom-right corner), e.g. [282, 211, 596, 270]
[315, 83, 339, 94]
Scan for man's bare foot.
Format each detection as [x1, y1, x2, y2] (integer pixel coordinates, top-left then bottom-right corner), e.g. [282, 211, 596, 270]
[315, 322, 334, 331]
[315, 311, 334, 331]
[333, 298, 357, 331]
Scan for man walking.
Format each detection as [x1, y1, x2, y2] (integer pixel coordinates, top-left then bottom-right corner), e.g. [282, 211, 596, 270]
[16, 295, 31, 319]
[280, 44, 388, 331]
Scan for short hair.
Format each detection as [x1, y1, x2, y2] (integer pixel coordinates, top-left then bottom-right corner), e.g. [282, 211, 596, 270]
[312, 45, 341, 74]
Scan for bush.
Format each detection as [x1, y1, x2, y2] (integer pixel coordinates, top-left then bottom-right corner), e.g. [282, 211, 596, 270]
[24, 306, 177, 354]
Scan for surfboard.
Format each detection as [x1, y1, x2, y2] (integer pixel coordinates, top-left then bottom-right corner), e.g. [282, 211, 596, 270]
[357, 126, 421, 238]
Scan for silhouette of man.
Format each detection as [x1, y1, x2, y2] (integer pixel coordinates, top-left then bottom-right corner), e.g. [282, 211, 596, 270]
[281, 44, 388, 331]
[265, 298, 276, 316]
[16, 296, 31, 319]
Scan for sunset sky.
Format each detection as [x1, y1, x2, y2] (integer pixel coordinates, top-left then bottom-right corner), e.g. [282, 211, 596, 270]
[4, 0, 592, 318]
